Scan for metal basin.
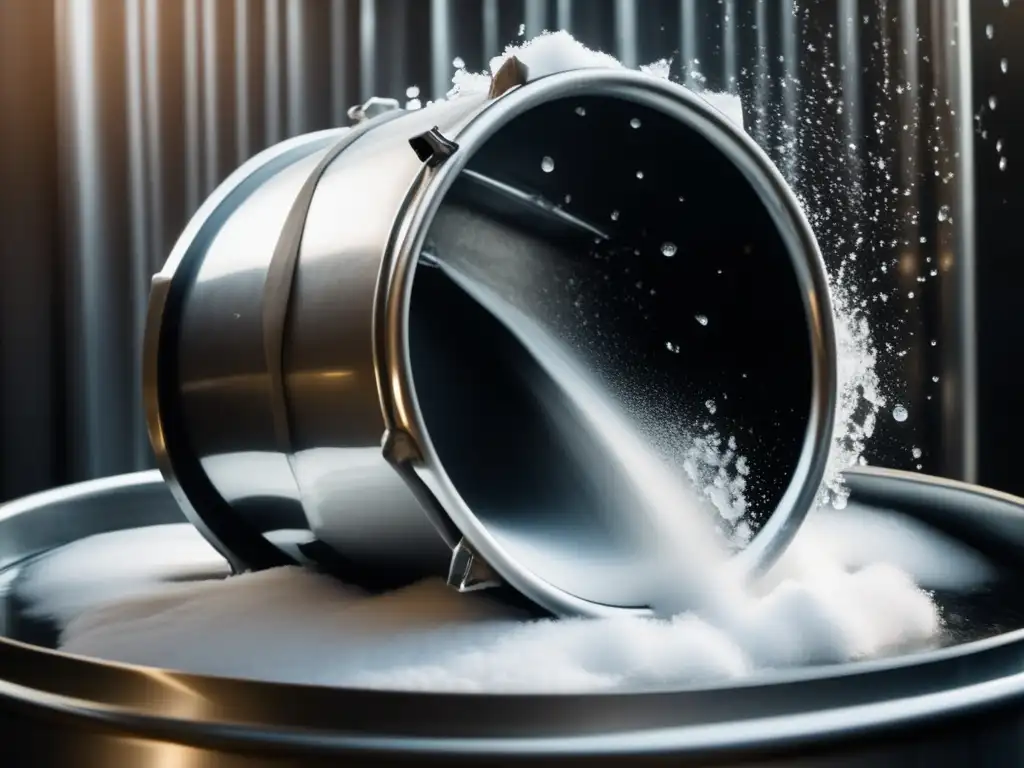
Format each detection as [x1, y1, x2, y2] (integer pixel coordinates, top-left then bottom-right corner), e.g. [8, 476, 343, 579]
[2, 469, 1024, 765]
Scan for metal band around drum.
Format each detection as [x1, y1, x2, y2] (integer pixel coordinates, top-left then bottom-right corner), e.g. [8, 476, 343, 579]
[262, 109, 407, 461]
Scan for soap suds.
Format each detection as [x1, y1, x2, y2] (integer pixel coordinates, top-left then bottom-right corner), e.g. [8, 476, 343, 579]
[32, 31, 946, 693]
[42, 510, 951, 692]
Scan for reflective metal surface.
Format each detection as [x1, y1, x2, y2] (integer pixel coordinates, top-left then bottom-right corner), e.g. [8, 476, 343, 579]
[3, 469, 1024, 765]
[146, 66, 835, 616]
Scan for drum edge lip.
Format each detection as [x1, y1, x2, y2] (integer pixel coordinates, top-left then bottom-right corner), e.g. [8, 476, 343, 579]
[2, 469, 1024, 755]
[377, 68, 839, 618]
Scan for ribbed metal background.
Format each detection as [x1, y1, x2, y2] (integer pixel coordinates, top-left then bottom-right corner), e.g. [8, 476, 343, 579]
[0, 0, 974, 501]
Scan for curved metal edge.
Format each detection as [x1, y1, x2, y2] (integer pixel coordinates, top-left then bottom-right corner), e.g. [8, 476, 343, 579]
[842, 465, 1024, 505]
[143, 128, 346, 574]
[375, 68, 838, 618]
[0, 470, 164, 524]
[3, 668, 1024, 761]
[3, 470, 1024, 757]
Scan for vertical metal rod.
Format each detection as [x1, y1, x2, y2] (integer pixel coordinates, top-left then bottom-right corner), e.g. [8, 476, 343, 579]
[234, 0, 250, 163]
[201, 0, 219, 192]
[431, 0, 451, 99]
[780, 0, 800, 184]
[837, 0, 861, 156]
[57, 0, 128, 479]
[722, 0, 737, 92]
[932, 0, 978, 482]
[183, 0, 201, 212]
[384, 0, 408, 100]
[285, 0, 307, 136]
[143, 0, 164, 269]
[330, 0, 349, 125]
[0, 0, 59, 495]
[556, 0, 573, 32]
[896, 0, 920, 230]
[890, 0, 926, 471]
[482, 0, 499, 63]
[680, 0, 698, 87]
[525, 0, 547, 37]
[614, 0, 638, 69]
[753, 0, 770, 146]
[952, 0, 978, 483]
[124, 0, 150, 469]
[265, 0, 282, 146]
[359, 0, 376, 101]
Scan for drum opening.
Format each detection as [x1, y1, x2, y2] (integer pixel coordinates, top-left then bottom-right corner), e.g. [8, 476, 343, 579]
[407, 93, 814, 606]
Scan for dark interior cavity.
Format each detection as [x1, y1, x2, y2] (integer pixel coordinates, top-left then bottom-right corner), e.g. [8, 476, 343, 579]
[408, 94, 814, 604]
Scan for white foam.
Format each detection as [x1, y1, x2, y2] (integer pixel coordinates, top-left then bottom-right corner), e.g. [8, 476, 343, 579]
[16, 525, 229, 627]
[774, 503, 996, 593]
[450, 30, 744, 131]
[51, 519, 942, 691]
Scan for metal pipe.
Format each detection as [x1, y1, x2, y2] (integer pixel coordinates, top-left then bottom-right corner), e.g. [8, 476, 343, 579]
[933, 0, 978, 482]
[430, 0, 452, 100]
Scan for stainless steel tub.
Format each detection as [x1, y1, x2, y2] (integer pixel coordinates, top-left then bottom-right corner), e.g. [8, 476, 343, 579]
[2, 469, 1024, 766]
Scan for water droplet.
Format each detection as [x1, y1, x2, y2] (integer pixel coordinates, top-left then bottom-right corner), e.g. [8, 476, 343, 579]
[564, 194, 572, 204]
[630, 117, 642, 129]
[661, 242, 678, 257]
[997, 139, 1004, 152]
[932, 375, 940, 383]
[912, 447, 922, 459]
[892, 405, 909, 422]
[678, 196, 685, 203]
[937, 205, 950, 222]
[541, 156, 555, 173]
[452, 56, 465, 69]
[665, 341, 680, 354]
[610, 210, 620, 221]
[931, 339, 938, 346]
[908, 291, 915, 299]
[1004, 0, 1010, 7]
[986, 23, 995, 39]
[405, 85, 420, 98]
[1001, 58, 1009, 73]
[575, 106, 586, 117]
[636, 170, 645, 179]
[1000, 156, 1008, 171]
[695, 314, 709, 326]
[990, 95, 999, 110]
[705, 399, 717, 414]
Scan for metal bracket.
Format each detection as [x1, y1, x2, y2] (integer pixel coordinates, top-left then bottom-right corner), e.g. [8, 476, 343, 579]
[408, 127, 459, 168]
[381, 428, 423, 464]
[488, 56, 529, 99]
[447, 539, 501, 592]
[347, 96, 401, 124]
